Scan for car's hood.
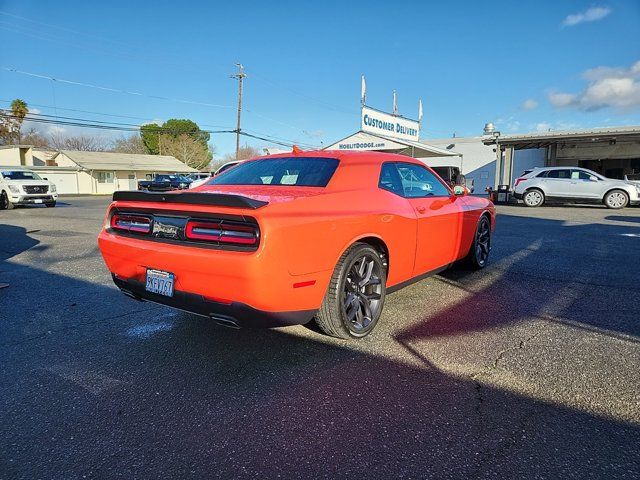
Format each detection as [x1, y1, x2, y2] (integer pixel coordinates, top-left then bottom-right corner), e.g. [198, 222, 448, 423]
[6, 180, 52, 187]
[194, 184, 324, 204]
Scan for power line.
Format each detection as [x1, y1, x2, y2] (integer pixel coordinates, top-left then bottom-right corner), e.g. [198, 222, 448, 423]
[3, 67, 324, 141]
[1, 112, 319, 148]
[4, 68, 234, 109]
[0, 99, 233, 129]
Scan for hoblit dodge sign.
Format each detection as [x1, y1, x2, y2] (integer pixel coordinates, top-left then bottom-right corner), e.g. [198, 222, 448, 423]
[361, 106, 420, 142]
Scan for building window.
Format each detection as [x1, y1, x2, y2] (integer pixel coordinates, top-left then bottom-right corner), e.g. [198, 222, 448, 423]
[97, 172, 114, 183]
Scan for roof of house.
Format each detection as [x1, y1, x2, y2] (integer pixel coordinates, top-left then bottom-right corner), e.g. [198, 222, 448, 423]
[56, 150, 197, 172]
[482, 125, 640, 146]
[0, 144, 34, 150]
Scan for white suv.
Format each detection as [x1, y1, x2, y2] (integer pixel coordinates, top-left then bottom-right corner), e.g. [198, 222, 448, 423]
[0, 169, 58, 209]
[512, 166, 640, 209]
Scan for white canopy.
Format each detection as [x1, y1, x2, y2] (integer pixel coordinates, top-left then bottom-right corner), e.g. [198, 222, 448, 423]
[324, 131, 461, 158]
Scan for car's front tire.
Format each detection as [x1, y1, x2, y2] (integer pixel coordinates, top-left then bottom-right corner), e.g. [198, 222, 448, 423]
[0, 191, 14, 210]
[523, 188, 545, 207]
[604, 190, 629, 209]
[315, 243, 387, 339]
[465, 215, 491, 269]
[45, 201, 56, 208]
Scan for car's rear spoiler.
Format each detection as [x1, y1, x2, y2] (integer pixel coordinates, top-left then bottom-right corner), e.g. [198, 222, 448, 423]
[112, 191, 268, 209]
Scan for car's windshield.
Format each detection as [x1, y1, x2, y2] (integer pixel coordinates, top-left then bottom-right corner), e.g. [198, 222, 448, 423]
[209, 157, 339, 187]
[2, 170, 43, 180]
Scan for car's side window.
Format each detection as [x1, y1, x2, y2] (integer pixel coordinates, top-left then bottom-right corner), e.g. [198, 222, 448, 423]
[546, 169, 571, 179]
[379, 163, 404, 195]
[572, 170, 592, 180]
[396, 163, 451, 198]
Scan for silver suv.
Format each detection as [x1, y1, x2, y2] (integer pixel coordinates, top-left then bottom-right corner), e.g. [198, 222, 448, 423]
[512, 166, 640, 209]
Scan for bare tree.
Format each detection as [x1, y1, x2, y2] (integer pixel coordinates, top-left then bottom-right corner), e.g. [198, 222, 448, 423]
[111, 134, 146, 154]
[20, 128, 51, 148]
[222, 144, 261, 163]
[50, 133, 111, 151]
[158, 133, 211, 170]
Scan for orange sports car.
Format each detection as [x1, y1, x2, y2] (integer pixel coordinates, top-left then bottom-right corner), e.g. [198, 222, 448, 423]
[98, 150, 495, 338]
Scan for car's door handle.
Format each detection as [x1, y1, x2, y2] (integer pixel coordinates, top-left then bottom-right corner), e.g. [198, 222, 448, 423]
[416, 206, 426, 214]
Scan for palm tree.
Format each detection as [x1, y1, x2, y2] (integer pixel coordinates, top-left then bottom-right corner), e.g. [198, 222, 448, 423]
[10, 99, 28, 143]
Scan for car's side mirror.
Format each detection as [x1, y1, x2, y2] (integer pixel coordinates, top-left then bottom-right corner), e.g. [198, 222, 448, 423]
[589, 175, 598, 182]
[453, 185, 466, 196]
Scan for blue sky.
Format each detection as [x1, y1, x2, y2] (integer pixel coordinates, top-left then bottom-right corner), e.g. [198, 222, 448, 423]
[1, 0, 639, 157]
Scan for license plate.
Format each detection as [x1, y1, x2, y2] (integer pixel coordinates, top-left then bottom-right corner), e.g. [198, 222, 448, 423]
[34, 199, 43, 204]
[145, 269, 175, 297]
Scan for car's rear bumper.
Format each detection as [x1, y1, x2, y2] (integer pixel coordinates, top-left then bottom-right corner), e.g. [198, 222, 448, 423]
[112, 274, 316, 328]
[98, 229, 330, 318]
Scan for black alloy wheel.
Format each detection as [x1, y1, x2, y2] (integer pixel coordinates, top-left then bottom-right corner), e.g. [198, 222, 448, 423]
[342, 253, 384, 334]
[315, 243, 387, 339]
[466, 215, 491, 269]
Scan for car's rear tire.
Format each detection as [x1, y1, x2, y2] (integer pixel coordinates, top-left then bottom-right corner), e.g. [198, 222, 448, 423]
[45, 201, 56, 208]
[465, 215, 492, 270]
[315, 243, 387, 339]
[604, 190, 629, 209]
[523, 188, 544, 207]
[1, 192, 14, 210]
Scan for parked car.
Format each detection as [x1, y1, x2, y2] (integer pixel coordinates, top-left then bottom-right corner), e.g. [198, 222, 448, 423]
[513, 166, 640, 209]
[624, 173, 640, 188]
[189, 161, 243, 189]
[99, 151, 495, 339]
[431, 166, 474, 193]
[187, 173, 212, 190]
[215, 160, 242, 175]
[0, 169, 58, 209]
[188, 173, 211, 181]
[137, 174, 192, 192]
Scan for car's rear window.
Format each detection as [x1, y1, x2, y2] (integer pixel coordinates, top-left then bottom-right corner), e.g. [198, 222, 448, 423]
[209, 157, 339, 187]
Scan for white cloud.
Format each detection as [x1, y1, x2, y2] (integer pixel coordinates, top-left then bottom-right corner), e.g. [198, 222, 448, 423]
[548, 60, 640, 112]
[29, 108, 41, 115]
[563, 6, 611, 27]
[521, 99, 538, 110]
[535, 122, 552, 132]
[548, 92, 578, 108]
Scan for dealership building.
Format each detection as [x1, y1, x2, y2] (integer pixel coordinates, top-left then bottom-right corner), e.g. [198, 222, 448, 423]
[0, 145, 196, 194]
[325, 103, 640, 193]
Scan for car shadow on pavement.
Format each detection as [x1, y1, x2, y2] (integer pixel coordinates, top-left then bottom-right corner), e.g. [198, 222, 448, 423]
[606, 215, 640, 224]
[1, 221, 639, 479]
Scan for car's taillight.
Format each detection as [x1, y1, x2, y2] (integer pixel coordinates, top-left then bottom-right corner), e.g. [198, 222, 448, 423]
[110, 213, 152, 233]
[514, 177, 527, 187]
[185, 220, 258, 246]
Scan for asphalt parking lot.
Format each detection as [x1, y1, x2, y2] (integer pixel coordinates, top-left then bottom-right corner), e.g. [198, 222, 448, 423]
[1, 196, 639, 479]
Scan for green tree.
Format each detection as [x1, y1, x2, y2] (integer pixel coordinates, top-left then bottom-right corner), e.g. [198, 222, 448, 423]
[140, 123, 162, 154]
[140, 119, 211, 156]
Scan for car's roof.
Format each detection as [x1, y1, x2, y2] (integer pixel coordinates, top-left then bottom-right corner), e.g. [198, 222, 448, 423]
[534, 166, 590, 170]
[253, 149, 424, 166]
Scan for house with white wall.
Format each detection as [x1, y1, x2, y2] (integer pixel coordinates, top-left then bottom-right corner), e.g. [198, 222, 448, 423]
[0, 146, 196, 194]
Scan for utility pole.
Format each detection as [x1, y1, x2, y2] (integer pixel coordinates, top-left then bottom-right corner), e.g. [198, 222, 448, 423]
[231, 63, 246, 159]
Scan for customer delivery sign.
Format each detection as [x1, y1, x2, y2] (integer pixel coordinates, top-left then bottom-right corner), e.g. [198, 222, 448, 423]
[361, 106, 420, 142]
